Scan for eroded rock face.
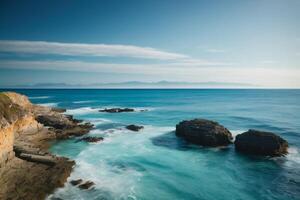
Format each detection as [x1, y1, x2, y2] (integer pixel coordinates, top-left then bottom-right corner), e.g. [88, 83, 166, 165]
[126, 124, 144, 132]
[176, 119, 233, 146]
[0, 92, 90, 199]
[234, 129, 288, 156]
[99, 108, 135, 113]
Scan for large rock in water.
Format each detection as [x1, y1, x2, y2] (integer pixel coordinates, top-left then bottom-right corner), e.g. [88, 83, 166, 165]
[234, 129, 288, 156]
[176, 119, 233, 146]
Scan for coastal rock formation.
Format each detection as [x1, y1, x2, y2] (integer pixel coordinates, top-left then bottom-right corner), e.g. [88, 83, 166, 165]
[126, 124, 144, 132]
[234, 129, 288, 156]
[0, 92, 93, 200]
[35, 113, 93, 139]
[176, 119, 233, 146]
[76, 136, 104, 143]
[99, 108, 135, 113]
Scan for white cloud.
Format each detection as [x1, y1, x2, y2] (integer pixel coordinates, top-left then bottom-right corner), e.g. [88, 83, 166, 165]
[0, 40, 188, 60]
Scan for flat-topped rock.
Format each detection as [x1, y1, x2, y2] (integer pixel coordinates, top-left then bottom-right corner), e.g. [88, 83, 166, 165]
[234, 129, 288, 156]
[176, 119, 233, 146]
[126, 124, 144, 132]
[99, 108, 135, 113]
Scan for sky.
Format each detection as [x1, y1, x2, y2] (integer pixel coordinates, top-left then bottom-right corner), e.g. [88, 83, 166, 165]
[0, 0, 299, 88]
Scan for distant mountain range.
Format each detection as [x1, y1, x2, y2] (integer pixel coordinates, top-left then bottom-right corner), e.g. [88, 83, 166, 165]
[0, 81, 257, 89]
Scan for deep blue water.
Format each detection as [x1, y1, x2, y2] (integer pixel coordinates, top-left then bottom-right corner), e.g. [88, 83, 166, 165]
[2, 89, 300, 200]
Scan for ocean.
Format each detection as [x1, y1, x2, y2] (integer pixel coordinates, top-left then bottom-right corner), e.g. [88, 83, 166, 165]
[3, 89, 300, 200]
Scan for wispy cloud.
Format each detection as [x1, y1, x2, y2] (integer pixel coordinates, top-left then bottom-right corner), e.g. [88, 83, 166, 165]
[0, 40, 188, 60]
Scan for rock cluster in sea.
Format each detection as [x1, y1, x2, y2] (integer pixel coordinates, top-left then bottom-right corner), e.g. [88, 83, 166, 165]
[176, 118, 288, 157]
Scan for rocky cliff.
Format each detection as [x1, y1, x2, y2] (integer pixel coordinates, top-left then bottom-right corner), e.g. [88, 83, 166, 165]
[0, 92, 93, 200]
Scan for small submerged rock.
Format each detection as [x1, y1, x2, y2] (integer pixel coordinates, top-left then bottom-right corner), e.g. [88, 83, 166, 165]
[78, 181, 95, 190]
[99, 108, 135, 113]
[76, 136, 104, 143]
[70, 179, 83, 186]
[126, 124, 144, 132]
[176, 119, 233, 146]
[234, 129, 288, 156]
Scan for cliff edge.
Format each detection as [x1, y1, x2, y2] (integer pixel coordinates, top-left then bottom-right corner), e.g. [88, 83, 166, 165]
[0, 92, 93, 200]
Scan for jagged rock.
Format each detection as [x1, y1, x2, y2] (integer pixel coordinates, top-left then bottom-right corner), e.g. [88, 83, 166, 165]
[36, 115, 71, 129]
[126, 124, 144, 132]
[176, 119, 233, 146]
[234, 129, 288, 156]
[70, 179, 83, 186]
[76, 136, 104, 143]
[78, 181, 95, 190]
[99, 108, 135, 113]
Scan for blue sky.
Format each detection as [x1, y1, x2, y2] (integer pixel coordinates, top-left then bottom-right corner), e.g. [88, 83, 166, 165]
[0, 0, 299, 87]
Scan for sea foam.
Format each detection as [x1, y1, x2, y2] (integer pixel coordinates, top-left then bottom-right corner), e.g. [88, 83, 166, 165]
[65, 107, 99, 115]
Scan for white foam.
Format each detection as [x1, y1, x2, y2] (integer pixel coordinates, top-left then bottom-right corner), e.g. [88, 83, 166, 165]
[230, 130, 245, 142]
[37, 102, 58, 107]
[286, 146, 300, 165]
[86, 118, 112, 126]
[65, 107, 99, 115]
[29, 96, 51, 99]
[68, 127, 173, 196]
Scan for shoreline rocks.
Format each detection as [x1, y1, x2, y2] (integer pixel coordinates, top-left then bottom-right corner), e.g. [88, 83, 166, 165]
[234, 129, 288, 156]
[126, 124, 144, 132]
[176, 119, 233, 146]
[0, 92, 93, 200]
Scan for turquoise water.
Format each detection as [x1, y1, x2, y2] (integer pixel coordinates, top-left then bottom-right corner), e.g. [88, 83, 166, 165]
[3, 89, 300, 200]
